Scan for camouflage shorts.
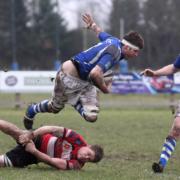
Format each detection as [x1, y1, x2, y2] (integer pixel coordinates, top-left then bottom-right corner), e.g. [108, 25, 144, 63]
[51, 71, 99, 110]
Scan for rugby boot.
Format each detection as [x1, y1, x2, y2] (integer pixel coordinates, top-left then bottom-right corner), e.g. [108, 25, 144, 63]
[23, 104, 35, 130]
[152, 162, 164, 173]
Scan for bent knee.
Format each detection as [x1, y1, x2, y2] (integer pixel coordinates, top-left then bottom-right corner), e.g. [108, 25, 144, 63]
[83, 105, 99, 123]
[49, 102, 64, 114]
[84, 114, 98, 123]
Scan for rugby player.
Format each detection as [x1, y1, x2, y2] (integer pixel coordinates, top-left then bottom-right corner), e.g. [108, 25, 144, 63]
[23, 13, 144, 129]
[0, 119, 103, 170]
[142, 54, 180, 173]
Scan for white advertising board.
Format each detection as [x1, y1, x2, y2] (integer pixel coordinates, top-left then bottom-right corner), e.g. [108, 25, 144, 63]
[0, 71, 56, 93]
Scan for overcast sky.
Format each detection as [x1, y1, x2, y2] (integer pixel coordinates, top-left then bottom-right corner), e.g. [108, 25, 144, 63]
[57, 0, 112, 30]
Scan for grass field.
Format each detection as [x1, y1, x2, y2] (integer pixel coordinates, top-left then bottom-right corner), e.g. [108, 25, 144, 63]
[0, 94, 180, 179]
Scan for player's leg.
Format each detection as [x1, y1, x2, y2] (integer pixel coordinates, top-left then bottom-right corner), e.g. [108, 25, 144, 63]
[0, 120, 24, 168]
[152, 104, 180, 173]
[24, 98, 65, 130]
[0, 145, 38, 168]
[0, 120, 37, 168]
[0, 119, 23, 141]
[24, 99, 51, 129]
[23, 72, 66, 129]
[73, 86, 100, 122]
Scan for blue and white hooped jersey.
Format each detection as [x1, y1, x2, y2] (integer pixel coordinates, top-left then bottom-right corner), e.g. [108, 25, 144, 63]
[173, 54, 180, 69]
[72, 32, 124, 80]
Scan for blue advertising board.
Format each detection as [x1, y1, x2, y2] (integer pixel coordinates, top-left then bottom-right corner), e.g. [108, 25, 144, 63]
[111, 72, 176, 94]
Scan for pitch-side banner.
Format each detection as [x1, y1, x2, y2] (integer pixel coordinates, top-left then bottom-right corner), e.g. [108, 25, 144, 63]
[111, 72, 180, 94]
[1, 71, 180, 94]
[0, 71, 56, 93]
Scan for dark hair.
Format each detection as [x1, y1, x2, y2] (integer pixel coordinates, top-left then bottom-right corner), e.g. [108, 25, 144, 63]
[123, 31, 144, 49]
[90, 144, 104, 163]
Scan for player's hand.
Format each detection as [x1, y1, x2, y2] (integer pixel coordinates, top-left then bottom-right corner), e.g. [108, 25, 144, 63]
[82, 13, 94, 29]
[140, 69, 155, 77]
[25, 140, 36, 153]
[69, 160, 82, 170]
[18, 131, 34, 145]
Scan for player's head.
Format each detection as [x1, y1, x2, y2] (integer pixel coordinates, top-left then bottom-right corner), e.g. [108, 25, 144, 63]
[77, 144, 104, 163]
[122, 31, 144, 59]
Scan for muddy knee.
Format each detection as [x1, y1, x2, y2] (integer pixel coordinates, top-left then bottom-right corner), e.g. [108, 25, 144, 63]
[83, 105, 99, 123]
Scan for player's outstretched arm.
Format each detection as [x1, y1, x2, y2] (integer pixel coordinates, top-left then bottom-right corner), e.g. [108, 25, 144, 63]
[140, 69, 156, 77]
[82, 13, 102, 37]
[141, 64, 176, 77]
